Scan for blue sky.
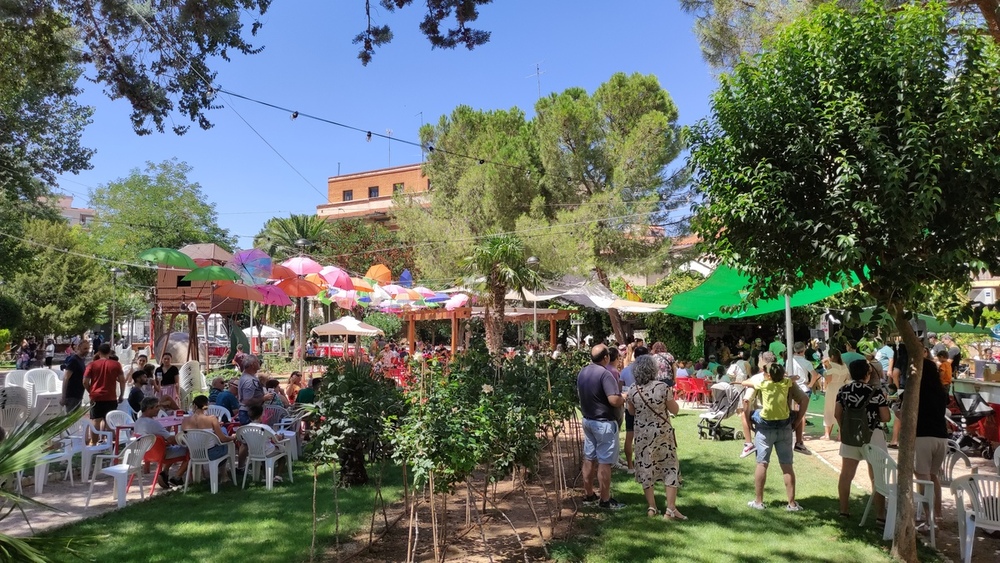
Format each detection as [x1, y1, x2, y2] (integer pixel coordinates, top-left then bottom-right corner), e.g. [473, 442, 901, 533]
[56, 1, 718, 246]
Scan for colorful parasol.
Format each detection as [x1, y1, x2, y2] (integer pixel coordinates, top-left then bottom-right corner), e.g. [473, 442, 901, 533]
[269, 264, 297, 280]
[320, 266, 354, 292]
[277, 277, 322, 298]
[351, 277, 374, 292]
[332, 289, 358, 309]
[445, 293, 469, 311]
[282, 256, 323, 276]
[139, 247, 197, 270]
[214, 283, 264, 302]
[365, 264, 392, 285]
[304, 273, 328, 289]
[253, 284, 293, 307]
[413, 286, 436, 298]
[182, 265, 242, 282]
[399, 269, 413, 288]
[229, 249, 272, 286]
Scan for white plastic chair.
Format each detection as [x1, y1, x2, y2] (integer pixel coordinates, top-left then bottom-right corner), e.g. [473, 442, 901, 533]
[32, 393, 62, 423]
[951, 474, 1000, 563]
[207, 405, 231, 422]
[85, 434, 156, 509]
[178, 360, 206, 409]
[3, 370, 26, 388]
[182, 430, 236, 494]
[861, 444, 936, 547]
[264, 404, 301, 461]
[104, 410, 135, 451]
[236, 425, 293, 490]
[68, 419, 114, 483]
[943, 442, 976, 487]
[0, 387, 28, 411]
[24, 369, 59, 410]
[33, 436, 79, 494]
[0, 405, 28, 435]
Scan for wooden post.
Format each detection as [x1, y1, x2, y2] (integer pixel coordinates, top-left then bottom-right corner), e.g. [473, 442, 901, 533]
[408, 316, 416, 355]
[159, 313, 177, 361]
[549, 319, 557, 350]
[451, 313, 459, 353]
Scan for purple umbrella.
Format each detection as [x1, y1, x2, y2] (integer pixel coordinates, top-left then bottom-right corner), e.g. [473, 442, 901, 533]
[229, 249, 272, 286]
[253, 284, 293, 307]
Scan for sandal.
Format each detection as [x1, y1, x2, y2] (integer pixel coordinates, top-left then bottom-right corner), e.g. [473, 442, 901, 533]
[664, 508, 688, 520]
[647, 507, 659, 518]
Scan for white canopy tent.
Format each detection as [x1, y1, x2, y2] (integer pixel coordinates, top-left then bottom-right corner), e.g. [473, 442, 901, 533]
[243, 325, 283, 338]
[504, 274, 669, 313]
[311, 316, 384, 337]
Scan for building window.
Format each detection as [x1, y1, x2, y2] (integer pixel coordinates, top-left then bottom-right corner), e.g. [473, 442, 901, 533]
[343, 190, 353, 202]
[393, 182, 404, 194]
[368, 186, 379, 198]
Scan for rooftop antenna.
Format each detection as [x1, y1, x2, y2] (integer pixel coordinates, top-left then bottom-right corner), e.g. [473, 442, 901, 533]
[526, 62, 544, 99]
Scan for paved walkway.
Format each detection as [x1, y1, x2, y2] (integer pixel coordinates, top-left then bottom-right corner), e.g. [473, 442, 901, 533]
[800, 410, 1000, 563]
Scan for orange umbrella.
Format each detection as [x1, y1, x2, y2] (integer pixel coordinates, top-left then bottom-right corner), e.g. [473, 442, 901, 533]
[269, 264, 297, 280]
[214, 283, 263, 302]
[365, 264, 391, 285]
[277, 277, 322, 298]
[351, 277, 373, 292]
[304, 273, 328, 289]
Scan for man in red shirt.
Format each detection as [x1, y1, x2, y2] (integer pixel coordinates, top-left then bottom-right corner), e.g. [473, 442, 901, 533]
[84, 343, 126, 435]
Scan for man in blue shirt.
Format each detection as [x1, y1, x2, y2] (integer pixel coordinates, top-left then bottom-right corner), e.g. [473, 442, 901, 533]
[618, 346, 647, 475]
[215, 379, 241, 416]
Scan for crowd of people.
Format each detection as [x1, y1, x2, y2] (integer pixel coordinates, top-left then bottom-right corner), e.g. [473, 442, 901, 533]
[576, 331, 973, 530]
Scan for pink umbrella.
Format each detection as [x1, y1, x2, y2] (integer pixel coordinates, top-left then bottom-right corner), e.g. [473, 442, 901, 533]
[332, 289, 357, 309]
[445, 293, 469, 311]
[253, 284, 293, 307]
[320, 266, 354, 292]
[281, 256, 323, 276]
[381, 284, 406, 296]
[413, 286, 436, 298]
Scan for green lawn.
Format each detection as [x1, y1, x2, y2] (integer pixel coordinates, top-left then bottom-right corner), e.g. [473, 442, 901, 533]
[550, 410, 939, 563]
[41, 464, 403, 563]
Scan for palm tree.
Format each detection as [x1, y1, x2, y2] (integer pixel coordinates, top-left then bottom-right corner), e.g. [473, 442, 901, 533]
[0, 409, 86, 561]
[464, 233, 541, 356]
[253, 215, 332, 261]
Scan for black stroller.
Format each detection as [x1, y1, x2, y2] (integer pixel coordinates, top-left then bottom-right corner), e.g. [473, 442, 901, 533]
[947, 386, 997, 459]
[698, 383, 745, 441]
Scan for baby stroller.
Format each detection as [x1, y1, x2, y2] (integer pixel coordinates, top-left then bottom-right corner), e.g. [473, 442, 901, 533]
[947, 386, 997, 459]
[698, 383, 744, 441]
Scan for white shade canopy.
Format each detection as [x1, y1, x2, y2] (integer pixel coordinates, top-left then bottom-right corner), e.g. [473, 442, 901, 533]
[243, 325, 283, 338]
[311, 316, 384, 337]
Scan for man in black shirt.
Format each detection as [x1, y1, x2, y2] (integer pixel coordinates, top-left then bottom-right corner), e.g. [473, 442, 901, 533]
[577, 344, 625, 510]
[60, 340, 88, 412]
[915, 358, 949, 519]
[128, 370, 148, 417]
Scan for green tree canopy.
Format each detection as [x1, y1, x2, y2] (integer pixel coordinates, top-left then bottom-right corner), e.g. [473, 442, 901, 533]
[688, 3, 1000, 558]
[8, 220, 109, 338]
[397, 73, 688, 341]
[0, 3, 93, 279]
[87, 159, 236, 287]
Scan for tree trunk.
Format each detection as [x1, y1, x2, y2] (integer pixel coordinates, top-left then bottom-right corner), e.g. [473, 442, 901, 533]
[339, 436, 370, 486]
[888, 301, 924, 563]
[594, 267, 626, 344]
[964, 0, 1000, 44]
[484, 280, 507, 357]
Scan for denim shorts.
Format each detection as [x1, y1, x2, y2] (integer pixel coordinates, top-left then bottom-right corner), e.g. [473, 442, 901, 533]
[582, 418, 620, 465]
[755, 424, 794, 465]
[207, 444, 229, 461]
[237, 409, 250, 425]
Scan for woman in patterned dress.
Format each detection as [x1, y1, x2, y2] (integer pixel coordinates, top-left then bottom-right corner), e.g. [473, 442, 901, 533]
[627, 355, 686, 520]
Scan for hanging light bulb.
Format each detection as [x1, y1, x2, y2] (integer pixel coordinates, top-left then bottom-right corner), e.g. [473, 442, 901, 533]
[290, 111, 299, 120]
[478, 159, 485, 165]
[366, 131, 372, 142]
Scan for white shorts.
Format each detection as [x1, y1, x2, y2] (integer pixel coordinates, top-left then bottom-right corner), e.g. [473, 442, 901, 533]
[839, 428, 887, 461]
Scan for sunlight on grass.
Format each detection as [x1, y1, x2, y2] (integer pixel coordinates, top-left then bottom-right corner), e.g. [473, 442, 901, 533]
[42, 464, 403, 563]
[550, 410, 941, 563]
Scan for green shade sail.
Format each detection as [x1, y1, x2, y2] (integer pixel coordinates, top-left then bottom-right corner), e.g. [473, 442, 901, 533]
[662, 265, 861, 320]
[857, 308, 993, 336]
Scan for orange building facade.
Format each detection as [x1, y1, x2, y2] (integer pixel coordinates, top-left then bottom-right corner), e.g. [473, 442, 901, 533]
[316, 163, 430, 228]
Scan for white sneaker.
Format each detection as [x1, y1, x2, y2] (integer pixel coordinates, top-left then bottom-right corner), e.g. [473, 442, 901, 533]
[747, 500, 766, 510]
[740, 443, 756, 458]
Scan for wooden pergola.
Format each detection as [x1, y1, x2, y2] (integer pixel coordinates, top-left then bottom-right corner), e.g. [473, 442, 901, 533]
[398, 306, 574, 353]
